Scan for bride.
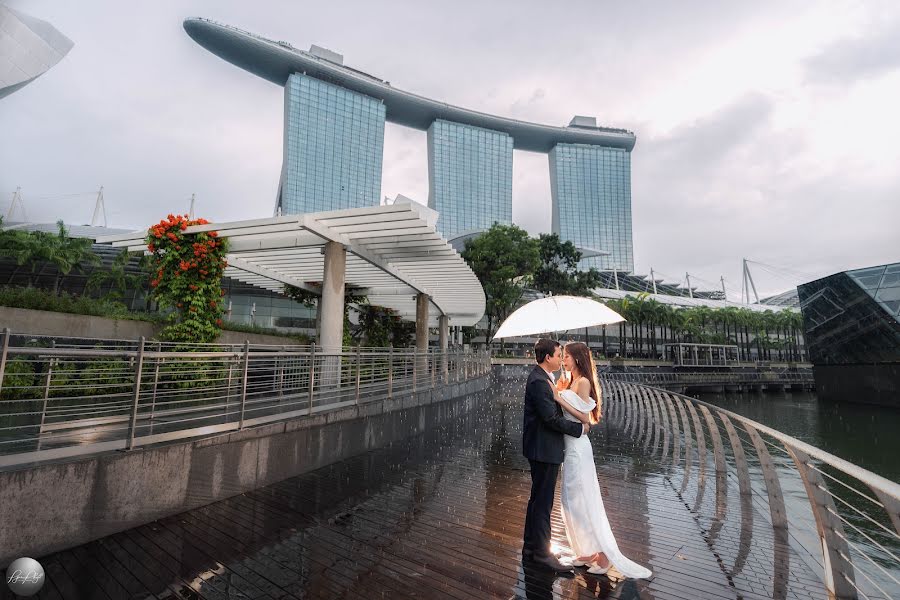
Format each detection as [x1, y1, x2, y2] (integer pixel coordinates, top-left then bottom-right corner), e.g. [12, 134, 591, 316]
[552, 341, 653, 579]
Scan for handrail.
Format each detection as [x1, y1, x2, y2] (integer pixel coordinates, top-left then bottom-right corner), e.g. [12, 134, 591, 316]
[0, 329, 491, 468]
[600, 377, 900, 600]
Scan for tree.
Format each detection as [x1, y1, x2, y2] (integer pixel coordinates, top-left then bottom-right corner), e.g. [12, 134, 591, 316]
[85, 248, 151, 309]
[44, 221, 100, 294]
[461, 223, 540, 342]
[351, 304, 416, 347]
[533, 233, 603, 297]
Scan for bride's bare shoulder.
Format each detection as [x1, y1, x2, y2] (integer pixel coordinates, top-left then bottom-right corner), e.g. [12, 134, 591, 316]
[573, 377, 591, 395]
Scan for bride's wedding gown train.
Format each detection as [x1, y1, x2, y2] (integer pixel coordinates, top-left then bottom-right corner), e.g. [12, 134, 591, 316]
[559, 389, 653, 579]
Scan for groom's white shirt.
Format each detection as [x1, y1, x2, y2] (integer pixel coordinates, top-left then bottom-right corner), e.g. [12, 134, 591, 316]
[540, 365, 556, 383]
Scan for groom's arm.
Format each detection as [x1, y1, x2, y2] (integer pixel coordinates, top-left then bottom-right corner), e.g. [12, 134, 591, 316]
[527, 379, 584, 438]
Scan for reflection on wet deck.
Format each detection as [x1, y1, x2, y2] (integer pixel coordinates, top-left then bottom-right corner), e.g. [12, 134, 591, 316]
[10, 379, 830, 600]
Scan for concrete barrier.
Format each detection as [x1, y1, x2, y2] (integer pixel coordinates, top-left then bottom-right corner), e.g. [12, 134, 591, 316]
[0, 372, 491, 567]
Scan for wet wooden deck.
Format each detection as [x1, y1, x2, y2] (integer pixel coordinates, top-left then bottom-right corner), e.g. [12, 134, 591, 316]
[5, 379, 829, 600]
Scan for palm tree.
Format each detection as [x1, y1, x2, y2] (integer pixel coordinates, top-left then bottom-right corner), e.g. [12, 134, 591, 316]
[44, 221, 100, 294]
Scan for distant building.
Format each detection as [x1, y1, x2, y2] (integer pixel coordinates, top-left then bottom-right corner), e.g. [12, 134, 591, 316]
[0, 5, 73, 99]
[183, 18, 636, 266]
[798, 262, 900, 406]
[427, 120, 512, 238]
[550, 142, 633, 271]
[277, 74, 385, 214]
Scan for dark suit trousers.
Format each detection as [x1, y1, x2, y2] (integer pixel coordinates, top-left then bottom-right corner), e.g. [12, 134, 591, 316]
[523, 459, 560, 557]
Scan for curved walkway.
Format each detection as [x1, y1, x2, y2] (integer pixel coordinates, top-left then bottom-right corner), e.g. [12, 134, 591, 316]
[13, 377, 843, 600]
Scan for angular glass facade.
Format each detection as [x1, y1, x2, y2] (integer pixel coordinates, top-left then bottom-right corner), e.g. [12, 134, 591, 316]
[549, 144, 633, 272]
[278, 73, 386, 215]
[427, 119, 513, 238]
[799, 263, 900, 365]
[798, 263, 900, 406]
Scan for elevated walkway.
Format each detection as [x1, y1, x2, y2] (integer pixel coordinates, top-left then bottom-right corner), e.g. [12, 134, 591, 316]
[8, 373, 897, 599]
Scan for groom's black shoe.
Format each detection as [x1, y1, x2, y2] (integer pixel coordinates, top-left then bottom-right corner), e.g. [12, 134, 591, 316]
[526, 552, 574, 575]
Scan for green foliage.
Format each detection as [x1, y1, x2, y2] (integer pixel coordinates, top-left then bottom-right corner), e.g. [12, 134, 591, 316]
[0, 286, 160, 321]
[461, 223, 540, 341]
[85, 248, 151, 306]
[0, 357, 36, 400]
[533, 233, 604, 297]
[146, 214, 229, 344]
[80, 357, 132, 396]
[600, 296, 804, 362]
[0, 219, 101, 292]
[351, 304, 416, 347]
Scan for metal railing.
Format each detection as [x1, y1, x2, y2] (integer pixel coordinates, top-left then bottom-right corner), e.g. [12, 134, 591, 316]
[0, 330, 490, 468]
[602, 370, 814, 387]
[601, 378, 900, 600]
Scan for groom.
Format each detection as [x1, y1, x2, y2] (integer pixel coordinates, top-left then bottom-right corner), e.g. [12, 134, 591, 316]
[522, 338, 590, 573]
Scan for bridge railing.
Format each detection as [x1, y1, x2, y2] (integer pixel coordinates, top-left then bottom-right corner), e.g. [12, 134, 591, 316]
[0, 330, 491, 468]
[602, 370, 814, 386]
[601, 378, 900, 600]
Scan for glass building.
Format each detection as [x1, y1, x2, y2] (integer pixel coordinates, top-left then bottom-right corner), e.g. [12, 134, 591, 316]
[277, 73, 386, 215]
[549, 143, 633, 272]
[427, 120, 513, 238]
[798, 262, 900, 406]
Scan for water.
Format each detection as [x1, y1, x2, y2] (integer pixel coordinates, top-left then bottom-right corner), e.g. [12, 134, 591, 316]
[698, 390, 900, 483]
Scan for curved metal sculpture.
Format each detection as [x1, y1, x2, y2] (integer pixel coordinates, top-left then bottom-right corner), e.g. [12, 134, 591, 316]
[601, 376, 900, 600]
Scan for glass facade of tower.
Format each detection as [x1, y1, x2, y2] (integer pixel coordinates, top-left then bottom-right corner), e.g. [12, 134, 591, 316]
[549, 143, 633, 272]
[278, 73, 386, 215]
[427, 119, 513, 238]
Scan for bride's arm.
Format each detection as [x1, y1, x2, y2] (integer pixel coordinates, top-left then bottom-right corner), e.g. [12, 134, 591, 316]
[549, 384, 591, 425]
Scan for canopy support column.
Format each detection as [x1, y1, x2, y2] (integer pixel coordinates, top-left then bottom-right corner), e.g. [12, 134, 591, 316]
[439, 314, 449, 382]
[416, 293, 429, 384]
[320, 241, 346, 387]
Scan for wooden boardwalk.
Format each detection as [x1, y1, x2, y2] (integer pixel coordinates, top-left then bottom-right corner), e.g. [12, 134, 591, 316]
[4, 379, 830, 600]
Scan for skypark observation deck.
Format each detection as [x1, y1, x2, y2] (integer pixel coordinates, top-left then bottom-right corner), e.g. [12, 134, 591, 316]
[182, 18, 635, 153]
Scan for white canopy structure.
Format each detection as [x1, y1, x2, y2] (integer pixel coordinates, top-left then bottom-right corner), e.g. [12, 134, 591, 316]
[95, 200, 486, 334]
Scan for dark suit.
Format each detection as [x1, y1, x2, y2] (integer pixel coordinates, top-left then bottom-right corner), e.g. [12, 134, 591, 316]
[522, 365, 584, 558]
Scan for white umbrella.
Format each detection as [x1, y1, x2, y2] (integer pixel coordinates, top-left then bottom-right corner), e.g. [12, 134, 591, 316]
[492, 295, 625, 340]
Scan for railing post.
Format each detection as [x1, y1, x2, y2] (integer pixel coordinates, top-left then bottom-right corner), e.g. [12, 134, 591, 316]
[355, 345, 361, 404]
[150, 341, 162, 431]
[431, 350, 436, 388]
[126, 336, 146, 450]
[0, 327, 10, 397]
[238, 340, 250, 430]
[37, 340, 56, 450]
[387, 345, 393, 399]
[412, 350, 417, 391]
[308, 342, 316, 415]
[785, 445, 858, 599]
[277, 345, 286, 397]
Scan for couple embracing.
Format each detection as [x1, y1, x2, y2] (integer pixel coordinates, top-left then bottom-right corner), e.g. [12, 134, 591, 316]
[522, 338, 652, 579]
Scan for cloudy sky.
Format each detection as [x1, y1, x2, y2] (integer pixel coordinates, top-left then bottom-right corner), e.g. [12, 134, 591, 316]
[3, 0, 899, 300]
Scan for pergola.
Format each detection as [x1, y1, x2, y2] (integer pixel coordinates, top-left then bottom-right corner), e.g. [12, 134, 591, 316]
[95, 200, 486, 351]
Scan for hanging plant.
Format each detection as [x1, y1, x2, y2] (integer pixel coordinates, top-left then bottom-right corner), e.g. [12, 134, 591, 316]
[145, 214, 229, 344]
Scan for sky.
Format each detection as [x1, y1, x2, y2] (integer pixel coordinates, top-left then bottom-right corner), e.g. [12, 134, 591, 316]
[2, 0, 899, 301]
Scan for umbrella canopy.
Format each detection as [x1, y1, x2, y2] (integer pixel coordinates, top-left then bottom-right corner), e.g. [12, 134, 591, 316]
[492, 295, 626, 340]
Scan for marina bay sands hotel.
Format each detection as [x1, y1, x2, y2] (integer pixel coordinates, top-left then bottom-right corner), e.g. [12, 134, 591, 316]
[184, 18, 636, 272]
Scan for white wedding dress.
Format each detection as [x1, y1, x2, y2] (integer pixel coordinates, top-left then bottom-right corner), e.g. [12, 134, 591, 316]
[559, 389, 653, 579]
